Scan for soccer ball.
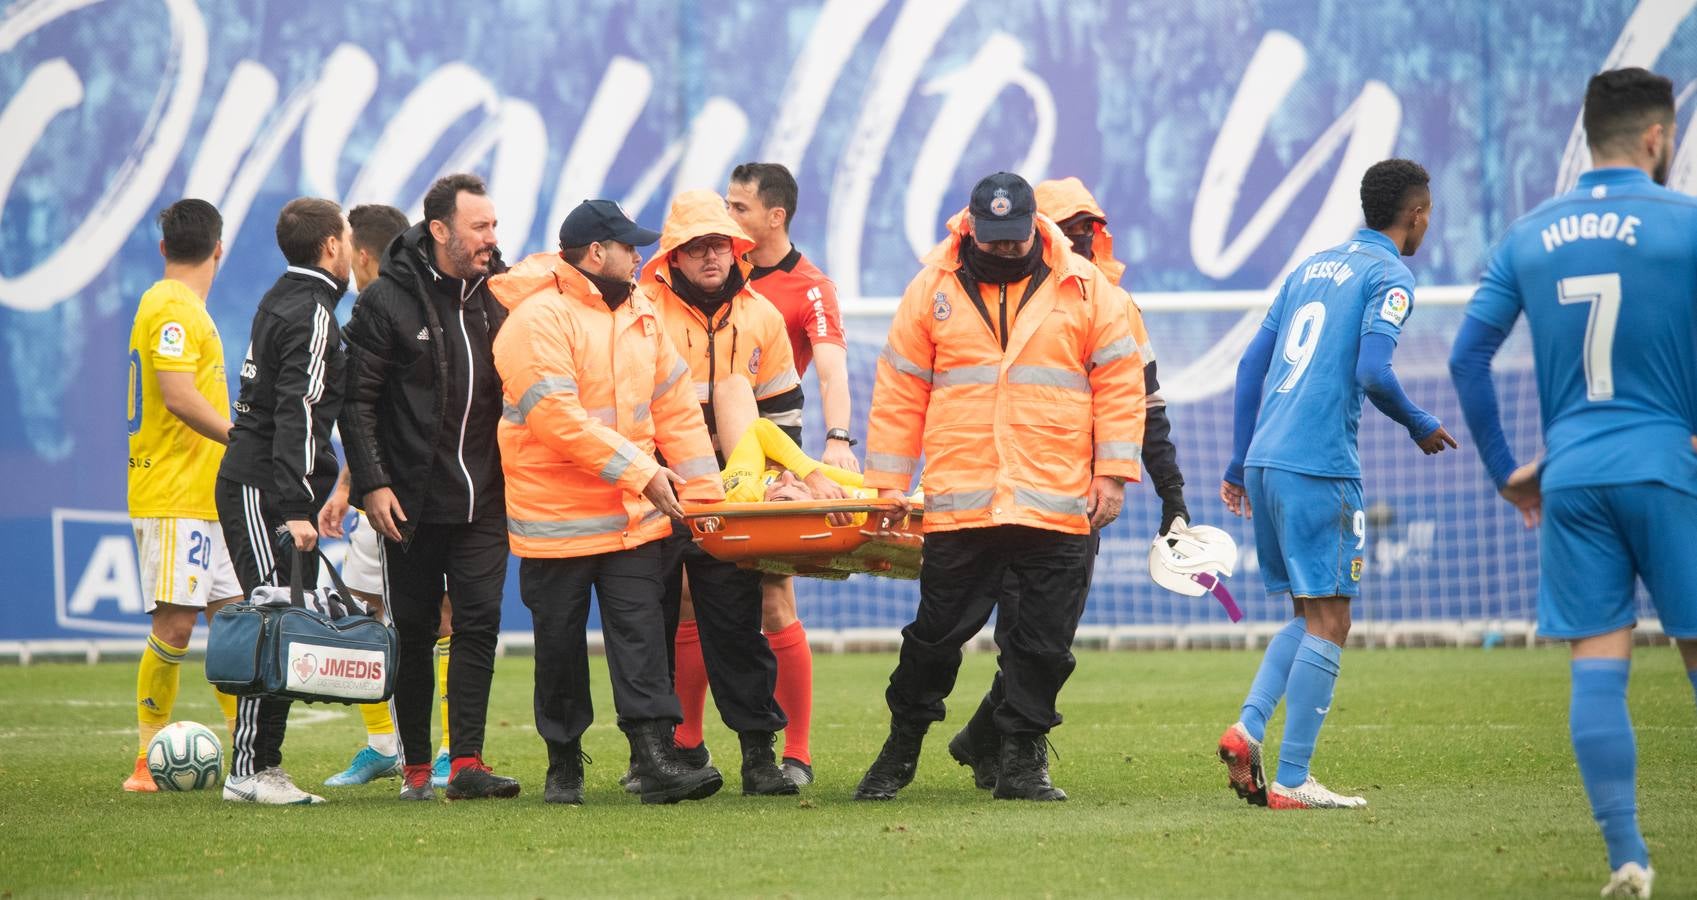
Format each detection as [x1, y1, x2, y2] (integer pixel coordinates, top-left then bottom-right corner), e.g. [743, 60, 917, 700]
[146, 721, 223, 791]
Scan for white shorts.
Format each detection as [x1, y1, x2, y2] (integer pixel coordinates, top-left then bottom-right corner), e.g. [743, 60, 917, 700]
[341, 510, 386, 596]
[133, 517, 242, 612]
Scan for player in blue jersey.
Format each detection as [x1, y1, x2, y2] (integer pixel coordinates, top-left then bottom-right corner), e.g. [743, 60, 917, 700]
[1217, 159, 1456, 810]
[1449, 68, 1695, 900]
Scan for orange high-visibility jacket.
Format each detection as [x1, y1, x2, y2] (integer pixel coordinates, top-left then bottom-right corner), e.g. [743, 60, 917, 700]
[1035, 177, 1126, 286]
[1036, 177, 1159, 394]
[863, 212, 1146, 535]
[490, 252, 723, 559]
[639, 190, 803, 439]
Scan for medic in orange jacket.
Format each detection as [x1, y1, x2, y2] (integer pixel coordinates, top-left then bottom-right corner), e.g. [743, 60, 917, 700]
[639, 190, 804, 446]
[1034, 177, 1127, 286]
[862, 210, 1146, 535]
[1036, 177, 1188, 533]
[489, 252, 723, 559]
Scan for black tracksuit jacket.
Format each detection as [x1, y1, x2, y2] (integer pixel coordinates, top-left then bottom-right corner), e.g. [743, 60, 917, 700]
[219, 266, 347, 521]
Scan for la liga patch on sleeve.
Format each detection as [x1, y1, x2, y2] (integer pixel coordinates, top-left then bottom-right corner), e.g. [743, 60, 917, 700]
[1379, 288, 1410, 326]
[157, 321, 187, 358]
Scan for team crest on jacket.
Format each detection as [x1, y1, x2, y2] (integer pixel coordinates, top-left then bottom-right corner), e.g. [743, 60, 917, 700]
[933, 291, 951, 320]
[748, 346, 761, 375]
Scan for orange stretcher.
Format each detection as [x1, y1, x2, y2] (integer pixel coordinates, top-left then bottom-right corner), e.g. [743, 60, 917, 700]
[682, 498, 925, 580]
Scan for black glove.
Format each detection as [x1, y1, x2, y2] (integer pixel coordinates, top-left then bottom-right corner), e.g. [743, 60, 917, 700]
[1159, 498, 1189, 536]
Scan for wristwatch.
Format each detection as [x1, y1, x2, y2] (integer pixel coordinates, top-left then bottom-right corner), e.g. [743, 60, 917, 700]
[825, 427, 857, 446]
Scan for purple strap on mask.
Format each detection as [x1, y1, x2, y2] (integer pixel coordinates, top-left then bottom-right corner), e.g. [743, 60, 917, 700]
[1193, 572, 1243, 622]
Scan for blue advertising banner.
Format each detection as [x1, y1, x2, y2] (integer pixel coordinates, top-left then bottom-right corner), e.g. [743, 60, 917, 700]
[3, 0, 1693, 642]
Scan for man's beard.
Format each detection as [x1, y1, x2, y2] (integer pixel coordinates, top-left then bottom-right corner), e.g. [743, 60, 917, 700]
[445, 230, 490, 277]
[1652, 147, 1671, 186]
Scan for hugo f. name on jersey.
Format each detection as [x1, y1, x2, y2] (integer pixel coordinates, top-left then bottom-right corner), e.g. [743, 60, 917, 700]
[127, 279, 229, 519]
[1245, 228, 1416, 478]
[1467, 167, 1697, 495]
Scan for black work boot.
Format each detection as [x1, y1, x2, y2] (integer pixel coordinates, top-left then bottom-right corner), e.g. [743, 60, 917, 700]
[544, 740, 587, 805]
[853, 721, 926, 801]
[947, 694, 1001, 790]
[624, 736, 711, 794]
[632, 720, 723, 805]
[993, 733, 1066, 801]
[739, 731, 799, 796]
[675, 741, 712, 769]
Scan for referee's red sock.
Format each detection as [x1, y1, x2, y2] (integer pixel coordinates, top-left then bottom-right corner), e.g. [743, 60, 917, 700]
[767, 620, 812, 765]
[673, 620, 708, 749]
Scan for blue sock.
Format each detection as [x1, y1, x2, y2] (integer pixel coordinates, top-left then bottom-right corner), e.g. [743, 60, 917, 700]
[1687, 667, 1696, 706]
[1239, 617, 1307, 742]
[1274, 633, 1341, 788]
[1571, 658, 1648, 870]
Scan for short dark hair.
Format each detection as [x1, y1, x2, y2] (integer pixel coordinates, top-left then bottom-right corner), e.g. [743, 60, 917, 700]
[275, 197, 346, 267]
[422, 173, 487, 226]
[348, 204, 409, 256]
[1583, 67, 1675, 156]
[561, 245, 592, 265]
[1360, 159, 1430, 231]
[157, 199, 222, 264]
[729, 162, 798, 230]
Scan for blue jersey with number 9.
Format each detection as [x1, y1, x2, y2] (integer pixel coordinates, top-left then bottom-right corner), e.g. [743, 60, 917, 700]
[1244, 228, 1415, 478]
[1464, 168, 1697, 496]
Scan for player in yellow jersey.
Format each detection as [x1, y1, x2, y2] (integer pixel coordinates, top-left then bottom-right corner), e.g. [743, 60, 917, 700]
[123, 199, 243, 792]
[713, 376, 921, 518]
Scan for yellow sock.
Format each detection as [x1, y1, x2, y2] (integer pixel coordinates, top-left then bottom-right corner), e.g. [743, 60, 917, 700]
[136, 634, 186, 757]
[360, 701, 399, 755]
[212, 687, 238, 741]
[436, 636, 452, 752]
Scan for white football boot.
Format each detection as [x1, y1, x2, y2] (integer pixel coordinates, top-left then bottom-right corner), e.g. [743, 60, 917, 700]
[1601, 862, 1653, 898]
[223, 767, 326, 805]
[1267, 775, 1367, 809]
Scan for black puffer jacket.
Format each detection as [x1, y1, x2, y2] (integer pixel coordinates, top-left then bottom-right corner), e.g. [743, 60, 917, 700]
[339, 223, 508, 537]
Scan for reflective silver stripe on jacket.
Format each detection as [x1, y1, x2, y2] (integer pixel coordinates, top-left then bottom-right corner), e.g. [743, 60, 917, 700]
[925, 489, 994, 514]
[1095, 441, 1143, 463]
[508, 513, 628, 538]
[653, 358, 688, 401]
[1089, 335, 1138, 368]
[754, 368, 801, 398]
[599, 440, 643, 484]
[1007, 365, 1090, 392]
[1014, 487, 1088, 516]
[763, 408, 803, 428]
[866, 452, 918, 476]
[879, 343, 933, 384]
[516, 375, 579, 419]
[671, 455, 719, 479]
[932, 365, 999, 389]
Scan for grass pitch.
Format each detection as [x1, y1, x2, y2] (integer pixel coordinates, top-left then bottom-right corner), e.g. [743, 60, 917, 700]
[2, 647, 1693, 898]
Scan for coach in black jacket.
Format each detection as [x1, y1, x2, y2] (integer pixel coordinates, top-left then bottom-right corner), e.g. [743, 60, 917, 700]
[215, 197, 350, 805]
[339, 173, 518, 801]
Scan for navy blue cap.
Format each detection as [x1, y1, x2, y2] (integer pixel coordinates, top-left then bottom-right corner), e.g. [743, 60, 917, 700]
[969, 172, 1036, 242]
[559, 199, 661, 249]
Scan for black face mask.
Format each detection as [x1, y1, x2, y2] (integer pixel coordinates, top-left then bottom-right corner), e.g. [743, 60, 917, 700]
[669, 262, 745, 314]
[963, 238, 1042, 284]
[573, 264, 633, 310]
[1066, 230, 1095, 260]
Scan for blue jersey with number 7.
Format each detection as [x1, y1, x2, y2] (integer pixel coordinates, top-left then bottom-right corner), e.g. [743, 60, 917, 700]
[1244, 228, 1415, 478]
[1464, 168, 1697, 495]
